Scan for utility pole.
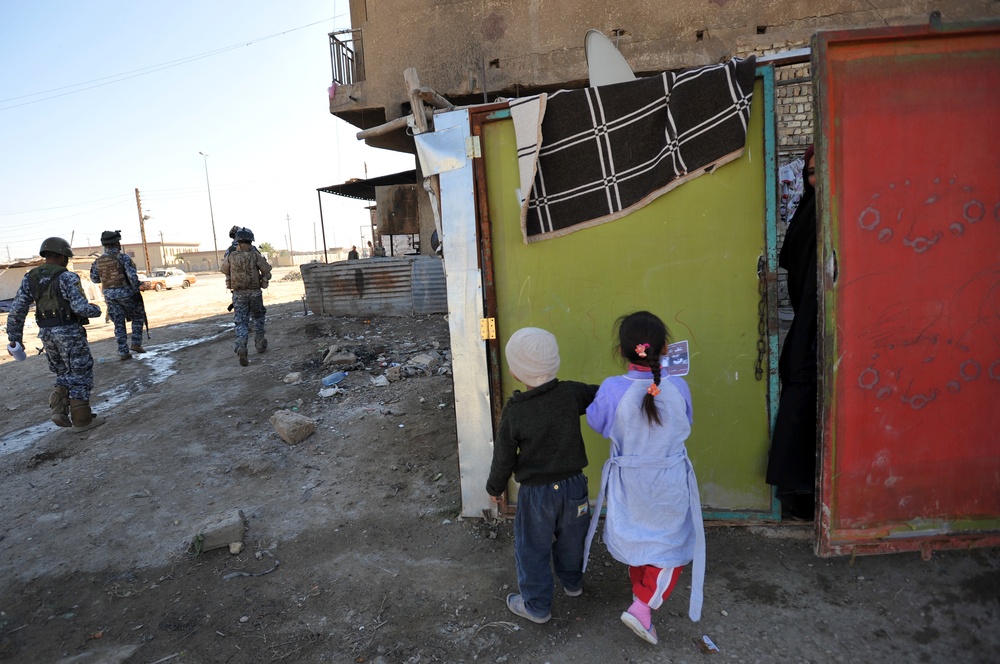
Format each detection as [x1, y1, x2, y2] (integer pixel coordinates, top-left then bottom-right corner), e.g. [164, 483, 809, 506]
[286, 214, 294, 266]
[135, 188, 151, 273]
[316, 190, 329, 263]
[159, 231, 166, 265]
[199, 152, 221, 270]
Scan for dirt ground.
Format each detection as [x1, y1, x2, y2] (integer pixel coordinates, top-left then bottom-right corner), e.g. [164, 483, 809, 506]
[0, 267, 997, 664]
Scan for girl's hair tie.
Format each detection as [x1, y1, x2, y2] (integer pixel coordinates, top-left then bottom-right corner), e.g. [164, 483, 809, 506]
[635, 343, 650, 358]
[646, 383, 660, 396]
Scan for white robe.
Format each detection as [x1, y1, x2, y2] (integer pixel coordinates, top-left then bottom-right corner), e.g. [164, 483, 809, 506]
[583, 372, 706, 621]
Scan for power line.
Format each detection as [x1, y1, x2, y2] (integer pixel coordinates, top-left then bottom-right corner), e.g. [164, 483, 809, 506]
[0, 193, 133, 216]
[1, 177, 295, 218]
[0, 16, 339, 112]
[0, 200, 132, 230]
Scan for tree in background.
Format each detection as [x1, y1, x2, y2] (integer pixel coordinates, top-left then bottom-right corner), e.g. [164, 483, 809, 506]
[259, 241, 275, 254]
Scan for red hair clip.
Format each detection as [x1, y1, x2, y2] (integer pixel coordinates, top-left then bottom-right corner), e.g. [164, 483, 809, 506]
[635, 343, 650, 358]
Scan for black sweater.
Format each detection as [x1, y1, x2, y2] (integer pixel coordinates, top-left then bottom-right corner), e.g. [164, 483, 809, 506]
[486, 379, 599, 496]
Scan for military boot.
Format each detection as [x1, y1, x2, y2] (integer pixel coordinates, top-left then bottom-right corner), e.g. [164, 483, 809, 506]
[255, 335, 267, 354]
[49, 386, 71, 427]
[237, 346, 249, 367]
[130, 344, 146, 354]
[69, 399, 95, 429]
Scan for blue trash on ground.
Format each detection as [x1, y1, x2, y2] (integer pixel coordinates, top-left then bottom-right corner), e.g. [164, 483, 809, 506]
[322, 371, 347, 387]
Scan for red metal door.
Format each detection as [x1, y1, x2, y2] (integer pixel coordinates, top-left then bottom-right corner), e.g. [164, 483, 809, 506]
[815, 22, 1000, 557]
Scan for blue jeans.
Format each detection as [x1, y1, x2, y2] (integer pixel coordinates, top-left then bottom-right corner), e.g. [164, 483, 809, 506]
[513, 473, 590, 616]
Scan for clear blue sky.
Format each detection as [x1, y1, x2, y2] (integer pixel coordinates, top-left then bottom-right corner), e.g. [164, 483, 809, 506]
[0, 0, 412, 263]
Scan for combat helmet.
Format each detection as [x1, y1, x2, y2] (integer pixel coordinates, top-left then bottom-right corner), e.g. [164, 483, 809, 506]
[100, 230, 122, 246]
[235, 227, 255, 243]
[39, 237, 74, 258]
[229, 225, 241, 239]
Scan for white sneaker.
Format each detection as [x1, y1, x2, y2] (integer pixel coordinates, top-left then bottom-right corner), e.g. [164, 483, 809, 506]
[506, 594, 550, 624]
[621, 611, 658, 645]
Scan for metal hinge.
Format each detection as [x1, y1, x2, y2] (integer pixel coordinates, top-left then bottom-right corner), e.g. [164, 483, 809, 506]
[466, 135, 482, 159]
[480, 317, 496, 340]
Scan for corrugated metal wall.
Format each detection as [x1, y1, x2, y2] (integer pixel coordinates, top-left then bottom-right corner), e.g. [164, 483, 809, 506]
[300, 256, 447, 317]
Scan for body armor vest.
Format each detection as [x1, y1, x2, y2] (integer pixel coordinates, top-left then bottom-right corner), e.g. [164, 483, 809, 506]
[228, 250, 261, 290]
[95, 253, 128, 289]
[27, 264, 81, 327]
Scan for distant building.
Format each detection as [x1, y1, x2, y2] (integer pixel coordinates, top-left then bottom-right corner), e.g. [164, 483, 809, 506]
[0, 258, 47, 301]
[72, 241, 201, 273]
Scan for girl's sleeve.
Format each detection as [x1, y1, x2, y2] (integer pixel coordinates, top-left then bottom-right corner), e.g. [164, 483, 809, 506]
[586, 380, 617, 438]
[668, 376, 694, 425]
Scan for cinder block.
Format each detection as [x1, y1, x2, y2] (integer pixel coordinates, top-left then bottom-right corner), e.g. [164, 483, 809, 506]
[409, 352, 440, 368]
[192, 509, 246, 553]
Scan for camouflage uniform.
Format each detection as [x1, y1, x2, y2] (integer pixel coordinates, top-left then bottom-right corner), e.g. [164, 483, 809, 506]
[220, 244, 272, 365]
[6, 266, 102, 401]
[90, 247, 145, 357]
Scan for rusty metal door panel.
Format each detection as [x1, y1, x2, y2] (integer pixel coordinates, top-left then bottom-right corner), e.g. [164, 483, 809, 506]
[374, 184, 421, 234]
[815, 24, 1000, 557]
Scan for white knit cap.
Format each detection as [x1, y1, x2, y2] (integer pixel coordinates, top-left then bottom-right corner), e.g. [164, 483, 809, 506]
[505, 327, 560, 387]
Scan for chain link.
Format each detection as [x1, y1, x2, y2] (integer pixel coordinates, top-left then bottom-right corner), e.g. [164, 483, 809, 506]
[755, 255, 767, 381]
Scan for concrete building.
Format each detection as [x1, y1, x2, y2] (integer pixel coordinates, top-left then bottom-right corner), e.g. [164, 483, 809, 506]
[72, 241, 202, 273]
[325, 1, 997, 308]
[329, 1, 998, 155]
[0, 259, 47, 302]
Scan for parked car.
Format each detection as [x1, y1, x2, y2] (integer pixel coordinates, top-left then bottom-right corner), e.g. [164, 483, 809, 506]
[138, 273, 166, 292]
[138, 268, 196, 291]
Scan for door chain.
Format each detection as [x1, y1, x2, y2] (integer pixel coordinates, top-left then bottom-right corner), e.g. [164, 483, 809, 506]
[755, 255, 767, 381]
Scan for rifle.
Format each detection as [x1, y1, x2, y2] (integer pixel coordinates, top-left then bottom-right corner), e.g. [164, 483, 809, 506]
[133, 291, 151, 339]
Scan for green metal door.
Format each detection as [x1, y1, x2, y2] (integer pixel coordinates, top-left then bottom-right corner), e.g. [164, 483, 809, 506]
[481, 74, 778, 518]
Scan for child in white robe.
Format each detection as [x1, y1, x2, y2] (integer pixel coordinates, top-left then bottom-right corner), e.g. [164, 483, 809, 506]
[583, 311, 706, 645]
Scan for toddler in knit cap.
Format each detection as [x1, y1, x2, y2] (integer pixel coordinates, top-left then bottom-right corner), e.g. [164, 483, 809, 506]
[487, 326, 599, 625]
[505, 327, 561, 387]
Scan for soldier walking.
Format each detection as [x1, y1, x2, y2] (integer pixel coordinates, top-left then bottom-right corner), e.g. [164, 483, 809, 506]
[220, 227, 272, 366]
[5, 237, 103, 430]
[90, 230, 147, 360]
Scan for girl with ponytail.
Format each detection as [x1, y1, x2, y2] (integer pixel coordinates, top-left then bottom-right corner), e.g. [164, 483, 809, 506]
[582, 311, 706, 646]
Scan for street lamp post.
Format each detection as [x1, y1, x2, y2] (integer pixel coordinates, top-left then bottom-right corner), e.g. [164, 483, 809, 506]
[199, 151, 221, 270]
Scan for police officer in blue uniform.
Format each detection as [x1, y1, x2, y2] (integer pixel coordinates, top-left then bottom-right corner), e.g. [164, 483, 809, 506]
[90, 230, 146, 359]
[6, 237, 103, 429]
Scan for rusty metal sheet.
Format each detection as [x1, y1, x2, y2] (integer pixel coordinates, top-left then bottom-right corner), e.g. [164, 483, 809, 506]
[374, 184, 420, 234]
[300, 256, 447, 317]
[411, 256, 448, 315]
[815, 23, 1000, 557]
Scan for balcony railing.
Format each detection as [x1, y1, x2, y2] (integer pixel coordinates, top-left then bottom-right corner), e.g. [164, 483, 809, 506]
[329, 28, 364, 86]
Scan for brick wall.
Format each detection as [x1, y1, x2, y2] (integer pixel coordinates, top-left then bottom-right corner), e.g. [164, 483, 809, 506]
[738, 40, 815, 314]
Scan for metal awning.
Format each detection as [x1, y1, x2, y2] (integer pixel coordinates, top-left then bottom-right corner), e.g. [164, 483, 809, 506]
[317, 170, 417, 201]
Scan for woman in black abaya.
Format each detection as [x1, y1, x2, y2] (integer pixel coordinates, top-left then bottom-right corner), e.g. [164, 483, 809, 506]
[767, 145, 818, 520]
